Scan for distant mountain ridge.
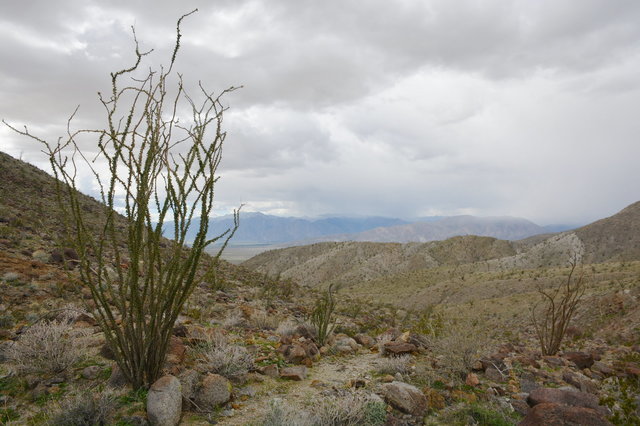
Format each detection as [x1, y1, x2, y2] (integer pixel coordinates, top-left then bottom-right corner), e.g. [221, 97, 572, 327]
[172, 212, 558, 246]
[306, 215, 548, 244]
[242, 201, 640, 288]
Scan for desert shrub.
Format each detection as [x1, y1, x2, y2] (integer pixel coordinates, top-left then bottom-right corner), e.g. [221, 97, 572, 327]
[249, 310, 280, 330]
[6, 319, 88, 375]
[0, 313, 15, 329]
[48, 391, 116, 426]
[376, 354, 413, 376]
[412, 304, 444, 337]
[259, 391, 387, 426]
[428, 322, 490, 381]
[531, 257, 586, 355]
[197, 336, 253, 380]
[601, 376, 640, 425]
[310, 284, 337, 346]
[430, 402, 517, 426]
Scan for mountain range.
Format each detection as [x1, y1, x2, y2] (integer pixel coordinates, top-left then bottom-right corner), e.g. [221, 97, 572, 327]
[171, 211, 573, 247]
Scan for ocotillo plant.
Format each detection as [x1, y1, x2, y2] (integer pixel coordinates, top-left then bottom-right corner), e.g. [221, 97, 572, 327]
[5, 10, 240, 389]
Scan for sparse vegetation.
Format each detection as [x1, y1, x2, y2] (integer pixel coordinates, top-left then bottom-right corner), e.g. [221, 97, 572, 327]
[48, 391, 117, 426]
[531, 256, 586, 355]
[196, 334, 254, 380]
[6, 319, 88, 375]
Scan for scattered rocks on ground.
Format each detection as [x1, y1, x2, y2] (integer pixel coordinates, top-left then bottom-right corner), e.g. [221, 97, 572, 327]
[381, 380, 428, 416]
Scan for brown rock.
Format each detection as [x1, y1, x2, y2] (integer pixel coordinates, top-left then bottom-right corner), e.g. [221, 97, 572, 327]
[563, 351, 594, 369]
[591, 361, 615, 377]
[527, 388, 609, 416]
[519, 402, 613, 426]
[542, 356, 566, 367]
[165, 336, 186, 365]
[280, 366, 307, 381]
[287, 344, 307, 364]
[465, 373, 480, 387]
[485, 366, 506, 382]
[382, 381, 427, 416]
[383, 341, 417, 356]
[258, 364, 279, 378]
[563, 371, 597, 394]
[354, 333, 375, 348]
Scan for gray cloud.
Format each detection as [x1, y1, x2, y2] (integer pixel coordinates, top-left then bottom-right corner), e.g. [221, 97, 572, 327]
[2, 0, 640, 225]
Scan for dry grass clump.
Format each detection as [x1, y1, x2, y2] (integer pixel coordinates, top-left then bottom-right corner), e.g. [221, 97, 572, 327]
[260, 391, 387, 426]
[376, 354, 413, 375]
[48, 390, 116, 426]
[248, 310, 280, 330]
[196, 334, 254, 380]
[6, 319, 89, 375]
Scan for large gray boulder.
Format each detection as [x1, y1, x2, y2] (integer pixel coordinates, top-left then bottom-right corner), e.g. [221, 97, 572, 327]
[381, 381, 427, 416]
[147, 375, 182, 426]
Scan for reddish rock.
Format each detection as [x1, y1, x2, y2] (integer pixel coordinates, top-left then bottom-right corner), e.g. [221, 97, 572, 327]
[527, 388, 609, 416]
[519, 403, 613, 426]
[383, 341, 417, 356]
[562, 351, 594, 369]
[625, 364, 640, 378]
[465, 373, 480, 387]
[591, 361, 615, 377]
[165, 336, 186, 365]
[287, 344, 307, 364]
[258, 364, 279, 378]
[563, 371, 597, 394]
[280, 366, 307, 381]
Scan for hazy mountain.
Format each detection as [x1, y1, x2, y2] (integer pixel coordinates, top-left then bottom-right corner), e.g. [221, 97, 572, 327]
[309, 215, 547, 243]
[166, 212, 408, 244]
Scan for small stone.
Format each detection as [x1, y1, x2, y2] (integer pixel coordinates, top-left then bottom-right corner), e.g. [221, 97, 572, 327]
[465, 373, 480, 387]
[82, 366, 102, 380]
[381, 374, 395, 383]
[280, 366, 307, 381]
[107, 364, 128, 388]
[259, 364, 279, 378]
[562, 351, 594, 369]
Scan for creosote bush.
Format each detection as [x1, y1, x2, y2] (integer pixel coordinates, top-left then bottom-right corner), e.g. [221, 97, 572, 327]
[7, 319, 88, 375]
[5, 10, 240, 389]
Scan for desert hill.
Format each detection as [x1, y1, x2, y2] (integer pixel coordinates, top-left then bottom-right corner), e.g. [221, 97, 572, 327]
[243, 201, 640, 289]
[1, 150, 639, 425]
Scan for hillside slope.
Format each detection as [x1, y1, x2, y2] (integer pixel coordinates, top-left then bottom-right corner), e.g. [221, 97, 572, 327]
[243, 236, 516, 287]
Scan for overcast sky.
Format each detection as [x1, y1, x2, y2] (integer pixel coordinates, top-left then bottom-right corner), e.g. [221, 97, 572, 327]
[2, 0, 640, 225]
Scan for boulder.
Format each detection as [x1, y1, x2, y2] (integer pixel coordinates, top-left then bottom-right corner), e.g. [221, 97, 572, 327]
[519, 402, 613, 426]
[527, 388, 609, 416]
[147, 375, 182, 426]
[383, 341, 417, 356]
[194, 373, 232, 411]
[381, 381, 427, 416]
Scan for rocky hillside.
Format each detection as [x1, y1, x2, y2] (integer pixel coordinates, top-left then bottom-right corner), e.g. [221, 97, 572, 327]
[1, 150, 639, 425]
[243, 236, 517, 287]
